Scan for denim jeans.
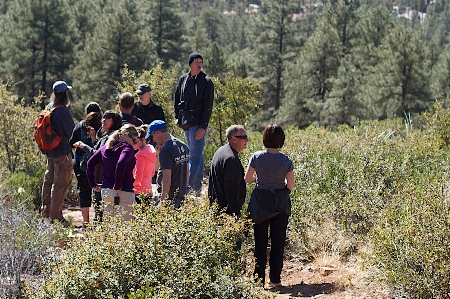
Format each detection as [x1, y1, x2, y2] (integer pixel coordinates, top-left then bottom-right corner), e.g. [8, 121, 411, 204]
[184, 125, 206, 193]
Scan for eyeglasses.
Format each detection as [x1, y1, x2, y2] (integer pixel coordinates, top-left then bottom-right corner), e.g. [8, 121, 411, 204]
[234, 135, 248, 140]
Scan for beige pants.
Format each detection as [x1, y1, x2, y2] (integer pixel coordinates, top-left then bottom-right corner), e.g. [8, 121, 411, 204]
[101, 189, 136, 221]
[42, 153, 73, 221]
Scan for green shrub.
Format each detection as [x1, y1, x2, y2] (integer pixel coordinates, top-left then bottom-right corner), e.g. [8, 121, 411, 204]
[28, 198, 269, 299]
[370, 177, 450, 298]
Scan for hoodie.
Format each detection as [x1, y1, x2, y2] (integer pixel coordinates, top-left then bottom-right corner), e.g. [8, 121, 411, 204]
[133, 144, 157, 195]
[86, 140, 136, 192]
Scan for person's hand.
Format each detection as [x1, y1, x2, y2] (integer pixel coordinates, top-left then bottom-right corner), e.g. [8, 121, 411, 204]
[74, 141, 85, 148]
[87, 126, 97, 139]
[195, 128, 206, 140]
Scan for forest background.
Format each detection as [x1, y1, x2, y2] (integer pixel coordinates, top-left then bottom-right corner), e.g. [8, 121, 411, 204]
[2, 0, 450, 129]
[3, 0, 450, 298]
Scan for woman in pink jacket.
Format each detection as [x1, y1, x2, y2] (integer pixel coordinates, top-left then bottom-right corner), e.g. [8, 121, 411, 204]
[133, 126, 157, 204]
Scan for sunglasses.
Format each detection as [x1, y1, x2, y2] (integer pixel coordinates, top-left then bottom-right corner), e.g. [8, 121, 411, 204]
[234, 135, 248, 140]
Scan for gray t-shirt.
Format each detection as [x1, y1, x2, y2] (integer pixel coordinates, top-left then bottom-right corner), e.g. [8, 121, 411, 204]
[158, 137, 189, 202]
[249, 150, 294, 190]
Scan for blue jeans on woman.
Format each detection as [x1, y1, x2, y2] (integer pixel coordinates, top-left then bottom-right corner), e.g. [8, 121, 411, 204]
[184, 125, 206, 194]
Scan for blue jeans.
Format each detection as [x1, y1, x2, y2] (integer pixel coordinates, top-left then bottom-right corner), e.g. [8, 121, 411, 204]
[184, 125, 206, 193]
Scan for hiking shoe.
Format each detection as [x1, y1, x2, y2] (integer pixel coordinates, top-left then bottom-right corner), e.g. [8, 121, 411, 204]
[53, 218, 71, 228]
[268, 282, 282, 288]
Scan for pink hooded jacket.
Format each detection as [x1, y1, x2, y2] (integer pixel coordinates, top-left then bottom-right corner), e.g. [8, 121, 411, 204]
[133, 144, 157, 195]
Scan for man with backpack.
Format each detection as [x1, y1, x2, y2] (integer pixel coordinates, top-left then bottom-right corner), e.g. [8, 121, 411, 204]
[40, 81, 75, 226]
[118, 92, 143, 126]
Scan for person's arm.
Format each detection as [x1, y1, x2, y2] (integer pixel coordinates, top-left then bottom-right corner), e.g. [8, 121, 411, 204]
[86, 148, 102, 189]
[69, 123, 81, 147]
[244, 165, 256, 184]
[63, 110, 76, 140]
[113, 145, 135, 191]
[286, 170, 295, 190]
[158, 106, 166, 122]
[173, 76, 184, 122]
[224, 158, 244, 215]
[199, 78, 214, 130]
[133, 154, 145, 189]
[161, 169, 171, 201]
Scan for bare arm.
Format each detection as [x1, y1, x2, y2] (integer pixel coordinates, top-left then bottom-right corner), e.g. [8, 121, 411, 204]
[286, 170, 295, 190]
[161, 169, 172, 201]
[244, 165, 256, 184]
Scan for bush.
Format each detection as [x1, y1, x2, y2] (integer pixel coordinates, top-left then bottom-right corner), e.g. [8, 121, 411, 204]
[370, 178, 450, 298]
[28, 198, 269, 299]
[0, 83, 46, 208]
[0, 199, 61, 299]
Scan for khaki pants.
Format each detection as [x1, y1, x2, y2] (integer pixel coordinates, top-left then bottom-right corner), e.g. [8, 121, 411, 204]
[101, 189, 135, 221]
[42, 153, 73, 221]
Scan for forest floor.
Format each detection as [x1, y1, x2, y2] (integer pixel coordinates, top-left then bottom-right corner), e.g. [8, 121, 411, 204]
[62, 203, 394, 299]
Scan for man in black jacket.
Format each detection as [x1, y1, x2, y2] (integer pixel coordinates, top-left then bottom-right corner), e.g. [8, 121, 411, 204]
[208, 125, 248, 216]
[132, 83, 165, 124]
[174, 52, 214, 196]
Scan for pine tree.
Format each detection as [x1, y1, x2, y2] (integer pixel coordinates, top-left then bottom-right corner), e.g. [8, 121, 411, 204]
[251, 0, 303, 114]
[278, 20, 342, 128]
[1, 0, 74, 101]
[362, 25, 432, 119]
[71, 0, 146, 105]
[148, 0, 186, 67]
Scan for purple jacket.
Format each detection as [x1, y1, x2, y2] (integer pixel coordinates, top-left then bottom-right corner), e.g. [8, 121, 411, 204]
[86, 140, 136, 192]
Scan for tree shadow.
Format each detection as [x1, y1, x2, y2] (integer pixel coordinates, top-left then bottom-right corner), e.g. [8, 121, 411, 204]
[269, 282, 336, 297]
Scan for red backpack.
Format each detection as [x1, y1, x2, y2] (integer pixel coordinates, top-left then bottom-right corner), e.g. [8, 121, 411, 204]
[34, 105, 64, 151]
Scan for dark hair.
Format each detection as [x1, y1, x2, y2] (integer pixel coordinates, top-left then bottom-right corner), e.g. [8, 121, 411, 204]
[50, 91, 70, 106]
[103, 110, 122, 131]
[137, 125, 148, 139]
[263, 124, 285, 149]
[119, 92, 134, 109]
[84, 112, 102, 131]
[85, 101, 101, 114]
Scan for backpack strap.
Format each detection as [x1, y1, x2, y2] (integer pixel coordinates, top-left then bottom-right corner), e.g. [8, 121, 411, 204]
[130, 116, 138, 125]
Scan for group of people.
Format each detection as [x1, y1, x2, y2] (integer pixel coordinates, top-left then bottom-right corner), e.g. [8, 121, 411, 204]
[40, 52, 295, 287]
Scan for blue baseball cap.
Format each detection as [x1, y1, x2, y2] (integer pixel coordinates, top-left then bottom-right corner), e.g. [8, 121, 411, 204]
[52, 80, 72, 93]
[145, 120, 166, 140]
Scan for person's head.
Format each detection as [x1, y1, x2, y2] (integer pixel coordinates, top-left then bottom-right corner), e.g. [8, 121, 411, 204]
[106, 124, 139, 149]
[84, 111, 102, 131]
[262, 124, 285, 149]
[145, 120, 168, 146]
[133, 125, 148, 150]
[50, 80, 71, 106]
[136, 84, 152, 106]
[188, 52, 203, 76]
[101, 110, 122, 134]
[85, 101, 101, 115]
[226, 124, 248, 153]
[118, 92, 134, 113]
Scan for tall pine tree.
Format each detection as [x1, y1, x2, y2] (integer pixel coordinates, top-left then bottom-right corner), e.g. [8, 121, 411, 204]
[1, 0, 74, 101]
[251, 0, 303, 120]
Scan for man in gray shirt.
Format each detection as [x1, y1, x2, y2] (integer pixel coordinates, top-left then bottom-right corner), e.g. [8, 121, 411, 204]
[146, 120, 189, 208]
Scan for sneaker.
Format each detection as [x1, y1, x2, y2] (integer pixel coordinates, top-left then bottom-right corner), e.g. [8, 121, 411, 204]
[53, 218, 71, 228]
[268, 282, 282, 288]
